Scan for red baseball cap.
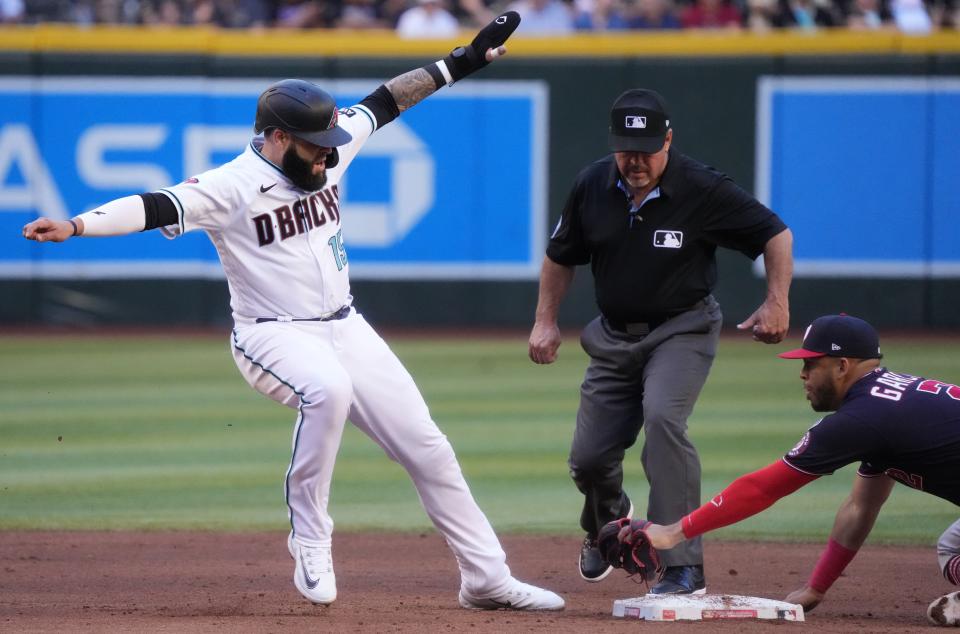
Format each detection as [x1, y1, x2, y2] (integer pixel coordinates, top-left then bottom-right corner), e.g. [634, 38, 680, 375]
[778, 314, 882, 360]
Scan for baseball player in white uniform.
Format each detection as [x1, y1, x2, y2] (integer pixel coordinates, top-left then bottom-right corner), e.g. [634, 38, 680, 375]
[22, 12, 564, 612]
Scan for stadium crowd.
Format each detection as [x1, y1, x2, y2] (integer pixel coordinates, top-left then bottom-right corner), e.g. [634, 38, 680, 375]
[0, 0, 954, 33]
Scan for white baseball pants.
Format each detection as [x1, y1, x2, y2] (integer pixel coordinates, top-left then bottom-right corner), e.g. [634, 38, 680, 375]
[230, 309, 510, 593]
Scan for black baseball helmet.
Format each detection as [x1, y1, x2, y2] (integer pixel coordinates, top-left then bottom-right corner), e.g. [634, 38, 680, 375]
[254, 79, 353, 148]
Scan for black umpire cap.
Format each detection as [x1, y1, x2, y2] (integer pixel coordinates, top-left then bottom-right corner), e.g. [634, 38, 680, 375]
[608, 89, 671, 154]
[255, 79, 353, 148]
[778, 314, 883, 360]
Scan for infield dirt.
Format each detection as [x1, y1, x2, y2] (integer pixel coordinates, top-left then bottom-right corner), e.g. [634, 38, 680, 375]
[1, 531, 950, 632]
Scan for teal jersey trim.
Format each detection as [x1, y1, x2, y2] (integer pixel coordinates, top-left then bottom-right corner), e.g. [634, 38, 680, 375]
[158, 187, 186, 234]
[250, 140, 287, 177]
[232, 329, 311, 536]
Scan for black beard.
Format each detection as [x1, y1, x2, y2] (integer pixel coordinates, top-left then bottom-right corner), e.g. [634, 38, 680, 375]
[808, 381, 840, 412]
[282, 145, 327, 192]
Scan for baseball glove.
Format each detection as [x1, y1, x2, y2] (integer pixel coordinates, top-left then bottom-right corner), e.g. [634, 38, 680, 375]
[597, 518, 664, 584]
[442, 11, 521, 82]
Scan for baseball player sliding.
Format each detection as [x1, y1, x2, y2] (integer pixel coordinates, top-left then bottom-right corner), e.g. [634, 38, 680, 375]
[598, 315, 960, 626]
[22, 12, 564, 612]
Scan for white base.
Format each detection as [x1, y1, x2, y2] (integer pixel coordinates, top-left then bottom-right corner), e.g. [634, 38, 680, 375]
[612, 594, 805, 622]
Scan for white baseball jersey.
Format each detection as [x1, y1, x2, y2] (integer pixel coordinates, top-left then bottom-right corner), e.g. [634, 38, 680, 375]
[158, 103, 378, 322]
[150, 94, 518, 597]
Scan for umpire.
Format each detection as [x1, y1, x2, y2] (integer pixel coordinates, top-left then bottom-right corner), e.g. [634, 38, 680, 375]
[528, 88, 793, 593]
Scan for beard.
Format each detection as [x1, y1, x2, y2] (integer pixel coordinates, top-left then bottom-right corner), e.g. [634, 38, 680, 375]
[808, 380, 841, 412]
[282, 145, 327, 192]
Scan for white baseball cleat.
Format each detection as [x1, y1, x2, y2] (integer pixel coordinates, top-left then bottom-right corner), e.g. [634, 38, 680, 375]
[928, 591, 960, 626]
[288, 533, 337, 605]
[459, 577, 565, 611]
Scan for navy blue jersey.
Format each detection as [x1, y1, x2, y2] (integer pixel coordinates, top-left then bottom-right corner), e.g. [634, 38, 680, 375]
[784, 367, 960, 506]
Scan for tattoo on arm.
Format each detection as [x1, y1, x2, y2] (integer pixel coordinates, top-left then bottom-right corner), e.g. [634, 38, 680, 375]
[385, 68, 438, 113]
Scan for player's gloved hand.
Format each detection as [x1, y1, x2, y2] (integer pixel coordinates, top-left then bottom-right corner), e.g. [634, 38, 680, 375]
[597, 518, 664, 584]
[443, 11, 521, 83]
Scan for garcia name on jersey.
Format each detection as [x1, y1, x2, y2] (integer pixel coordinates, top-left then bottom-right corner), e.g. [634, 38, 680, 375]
[784, 367, 960, 506]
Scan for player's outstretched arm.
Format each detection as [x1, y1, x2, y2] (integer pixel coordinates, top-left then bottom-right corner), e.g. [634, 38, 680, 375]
[22, 194, 175, 243]
[785, 474, 894, 610]
[625, 460, 818, 552]
[22, 217, 80, 243]
[385, 11, 520, 113]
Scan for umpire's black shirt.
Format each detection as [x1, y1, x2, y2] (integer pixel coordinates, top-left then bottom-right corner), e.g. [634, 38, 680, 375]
[547, 147, 787, 324]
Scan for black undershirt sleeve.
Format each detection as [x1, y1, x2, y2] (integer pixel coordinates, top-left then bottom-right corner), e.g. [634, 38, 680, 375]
[139, 192, 179, 231]
[359, 85, 400, 130]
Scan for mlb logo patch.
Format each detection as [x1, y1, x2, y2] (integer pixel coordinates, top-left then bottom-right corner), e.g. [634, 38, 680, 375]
[625, 115, 647, 129]
[653, 230, 683, 248]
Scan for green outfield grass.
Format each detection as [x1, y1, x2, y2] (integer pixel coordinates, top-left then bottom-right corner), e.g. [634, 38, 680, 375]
[1, 331, 957, 545]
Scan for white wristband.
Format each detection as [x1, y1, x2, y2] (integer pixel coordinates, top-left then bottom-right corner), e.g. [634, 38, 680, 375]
[75, 195, 146, 236]
[435, 60, 454, 86]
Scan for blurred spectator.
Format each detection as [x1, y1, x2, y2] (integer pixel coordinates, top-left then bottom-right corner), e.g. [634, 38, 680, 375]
[573, 0, 630, 30]
[626, 0, 682, 28]
[890, 0, 933, 31]
[506, 0, 575, 34]
[139, 0, 188, 24]
[456, 0, 496, 25]
[845, 0, 894, 28]
[928, 0, 956, 28]
[193, 0, 270, 27]
[337, 0, 386, 27]
[396, 0, 460, 37]
[275, 0, 328, 27]
[744, 0, 777, 30]
[679, 0, 743, 28]
[771, 0, 842, 28]
[1, 0, 24, 23]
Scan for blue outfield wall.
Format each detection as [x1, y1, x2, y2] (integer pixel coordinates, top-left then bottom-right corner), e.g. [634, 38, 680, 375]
[756, 77, 960, 279]
[0, 77, 547, 281]
[0, 49, 958, 328]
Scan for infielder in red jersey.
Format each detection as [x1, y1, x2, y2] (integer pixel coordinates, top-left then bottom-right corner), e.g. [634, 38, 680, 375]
[637, 314, 960, 626]
[21, 12, 566, 613]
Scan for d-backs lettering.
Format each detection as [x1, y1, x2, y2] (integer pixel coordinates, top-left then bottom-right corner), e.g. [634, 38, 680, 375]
[252, 185, 341, 247]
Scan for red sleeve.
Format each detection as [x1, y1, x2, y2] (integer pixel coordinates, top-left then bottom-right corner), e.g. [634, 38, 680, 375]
[682, 460, 818, 539]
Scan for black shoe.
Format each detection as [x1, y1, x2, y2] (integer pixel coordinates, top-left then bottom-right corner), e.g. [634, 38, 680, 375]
[648, 565, 706, 595]
[578, 535, 613, 582]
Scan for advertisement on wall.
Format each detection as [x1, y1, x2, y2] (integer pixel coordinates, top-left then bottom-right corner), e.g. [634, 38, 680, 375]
[0, 77, 548, 280]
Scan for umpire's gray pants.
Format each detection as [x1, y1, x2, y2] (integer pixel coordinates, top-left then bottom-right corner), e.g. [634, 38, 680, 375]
[569, 296, 722, 567]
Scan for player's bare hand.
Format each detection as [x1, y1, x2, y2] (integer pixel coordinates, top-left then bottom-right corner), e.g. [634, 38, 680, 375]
[785, 585, 824, 611]
[639, 521, 685, 550]
[484, 46, 506, 62]
[22, 217, 76, 243]
[528, 322, 561, 364]
[736, 298, 788, 344]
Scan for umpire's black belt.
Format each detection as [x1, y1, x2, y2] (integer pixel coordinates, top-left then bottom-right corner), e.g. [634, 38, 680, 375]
[255, 305, 352, 324]
[604, 301, 703, 336]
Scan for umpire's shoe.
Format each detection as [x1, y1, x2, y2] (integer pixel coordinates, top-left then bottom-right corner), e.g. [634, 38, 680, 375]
[459, 577, 565, 611]
[927, 591, 960, 626]
[580, 501, 634, 582]
[579, 535, 614, 581]
[288, 533, 337, 605]
[648, 565, 706, 595]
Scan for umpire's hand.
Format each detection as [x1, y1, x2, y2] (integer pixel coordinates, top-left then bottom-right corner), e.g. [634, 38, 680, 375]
[529, 321, 561, 364]
[737, 298, 789, 344]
